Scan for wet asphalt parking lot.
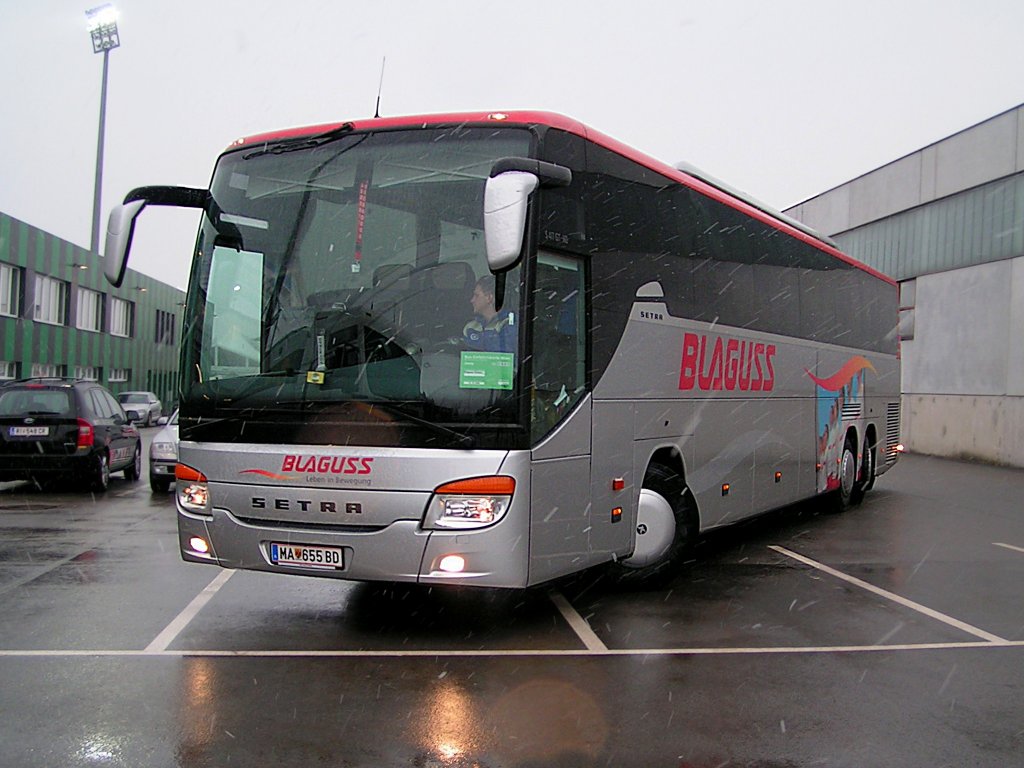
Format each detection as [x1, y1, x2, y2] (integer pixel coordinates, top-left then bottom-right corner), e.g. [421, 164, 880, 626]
[0, 432, 1022, 768]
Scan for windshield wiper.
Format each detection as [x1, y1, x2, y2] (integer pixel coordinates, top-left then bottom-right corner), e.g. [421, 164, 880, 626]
[242, 122, 355, 159]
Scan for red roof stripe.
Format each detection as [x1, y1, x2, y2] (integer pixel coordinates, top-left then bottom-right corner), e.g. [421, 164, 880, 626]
[228, 111, 895, 286]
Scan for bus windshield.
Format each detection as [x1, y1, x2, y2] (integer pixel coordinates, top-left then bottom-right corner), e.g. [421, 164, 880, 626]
[180, 126, 533, 449]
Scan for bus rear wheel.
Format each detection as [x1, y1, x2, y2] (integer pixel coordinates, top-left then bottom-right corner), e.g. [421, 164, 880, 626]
[612, 464, 697, 588]
[851, 439, 875, 504]
[828, 437, 859, 513]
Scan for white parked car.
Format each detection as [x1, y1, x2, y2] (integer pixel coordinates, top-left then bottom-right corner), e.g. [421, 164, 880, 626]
[148, 409, 178, 493]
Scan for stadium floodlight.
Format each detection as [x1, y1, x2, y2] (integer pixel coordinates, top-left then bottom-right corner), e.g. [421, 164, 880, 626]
[86, 4, 120, 53]
[85, 5, 120, 254]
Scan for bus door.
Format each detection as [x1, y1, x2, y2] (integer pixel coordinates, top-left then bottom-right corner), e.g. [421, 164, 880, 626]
[527, 252, 606, 584]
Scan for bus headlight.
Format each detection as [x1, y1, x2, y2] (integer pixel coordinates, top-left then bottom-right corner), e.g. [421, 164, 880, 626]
[424, 476, 515, 530]
[176, 463, 210, 513]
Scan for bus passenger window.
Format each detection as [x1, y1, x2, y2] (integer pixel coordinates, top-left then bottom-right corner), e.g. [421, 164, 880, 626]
[531, 252, 586, 442]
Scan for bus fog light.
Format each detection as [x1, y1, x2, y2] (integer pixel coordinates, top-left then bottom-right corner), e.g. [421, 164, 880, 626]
[438, 555, 466, 573]
[189, 537, 210, 554]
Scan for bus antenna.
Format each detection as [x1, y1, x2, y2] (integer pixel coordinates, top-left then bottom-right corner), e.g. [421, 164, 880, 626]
[374, 57, 386, 118]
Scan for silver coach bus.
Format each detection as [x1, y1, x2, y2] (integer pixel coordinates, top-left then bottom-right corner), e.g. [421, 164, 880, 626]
[104, 111, 900, 588]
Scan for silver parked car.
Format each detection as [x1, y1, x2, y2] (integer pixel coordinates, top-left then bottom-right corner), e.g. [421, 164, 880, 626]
[148, 409, 178, 493]
[117, 391, 162, 426]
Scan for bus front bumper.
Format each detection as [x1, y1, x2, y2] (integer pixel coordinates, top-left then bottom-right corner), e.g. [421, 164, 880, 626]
[177, 507, 531, 588]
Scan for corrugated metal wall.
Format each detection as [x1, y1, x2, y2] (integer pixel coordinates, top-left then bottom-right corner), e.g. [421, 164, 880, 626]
[783, 104, 1024, 467]
[835, 173, 1024, 281]
[0, 211, 184, 410]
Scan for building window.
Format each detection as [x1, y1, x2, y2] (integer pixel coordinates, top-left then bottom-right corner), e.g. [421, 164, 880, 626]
[74, 366, 101, 381]
[31, 363, 65, 378]
[1, 263, 22, 317]
[110, 297, 134, 337]
[155, 309, 177, 345]
[0, 361, 18, 380]
[33, 275, 69, 325]
[109, 368, 130, 383]
[76, 288, 104, 332]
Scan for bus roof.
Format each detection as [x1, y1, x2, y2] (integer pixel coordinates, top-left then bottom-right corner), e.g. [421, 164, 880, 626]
[229, 110, 895, 286]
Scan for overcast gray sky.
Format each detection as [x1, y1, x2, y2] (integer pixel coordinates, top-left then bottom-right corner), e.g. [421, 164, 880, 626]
[2, 0, 1023, 290]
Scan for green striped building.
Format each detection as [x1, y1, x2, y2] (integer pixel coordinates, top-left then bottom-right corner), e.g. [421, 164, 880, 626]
[0, 211, 184, 412]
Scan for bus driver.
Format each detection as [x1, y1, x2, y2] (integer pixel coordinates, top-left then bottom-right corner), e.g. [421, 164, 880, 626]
[463, 275, 516, 353]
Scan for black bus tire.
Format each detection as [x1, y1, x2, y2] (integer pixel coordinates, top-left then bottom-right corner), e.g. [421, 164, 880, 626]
[612, 464, 697, 588]
[828, 437, 859, 513]
[851, 439, 875, 504]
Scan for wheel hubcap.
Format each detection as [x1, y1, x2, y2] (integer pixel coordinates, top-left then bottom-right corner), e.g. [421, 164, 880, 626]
[621, 489, 675, 569]
[840, 449, 856, 497]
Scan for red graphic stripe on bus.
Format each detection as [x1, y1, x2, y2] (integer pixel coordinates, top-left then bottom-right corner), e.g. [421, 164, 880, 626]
[240, 469, 291, 480]
[806, 356, 876, 391]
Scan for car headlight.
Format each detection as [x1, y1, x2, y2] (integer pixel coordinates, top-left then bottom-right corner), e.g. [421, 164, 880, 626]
[423, 476, 515, 530]
[151, 442, 177, 461]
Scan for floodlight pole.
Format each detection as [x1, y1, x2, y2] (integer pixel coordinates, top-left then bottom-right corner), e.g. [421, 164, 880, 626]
[86, 5, 120, 255]
[91, 48, 111, 255]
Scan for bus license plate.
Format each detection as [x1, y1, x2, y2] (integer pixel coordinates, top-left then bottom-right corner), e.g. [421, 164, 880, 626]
[270, 543, 344, 569]
[9, 426, 49, 437]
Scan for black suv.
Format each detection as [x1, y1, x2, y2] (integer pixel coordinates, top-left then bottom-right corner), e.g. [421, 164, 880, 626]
[0, 378, 142, 491]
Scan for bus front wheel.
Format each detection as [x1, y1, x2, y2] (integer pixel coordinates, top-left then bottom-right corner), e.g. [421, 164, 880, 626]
[612, 464, 697, 588]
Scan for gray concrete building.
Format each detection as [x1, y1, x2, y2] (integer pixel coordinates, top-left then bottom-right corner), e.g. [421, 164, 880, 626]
[786, 104, 1024, 467]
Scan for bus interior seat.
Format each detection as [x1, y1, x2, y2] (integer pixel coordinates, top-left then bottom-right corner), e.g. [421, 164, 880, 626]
[430, 261, 475, 296]
[407, 261, 476, 344]
[360, 263, 413, 336]
[373, 263, 412, 289]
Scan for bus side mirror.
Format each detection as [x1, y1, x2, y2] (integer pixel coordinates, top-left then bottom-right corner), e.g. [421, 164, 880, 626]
[103, 185, 209, 287]
[104, 200, 147, 287]
[484, 171, 539, 272]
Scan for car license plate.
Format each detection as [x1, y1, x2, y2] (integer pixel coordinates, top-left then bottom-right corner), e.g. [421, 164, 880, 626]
[9, 426, 49, 437]
[270, 542, 344, 569]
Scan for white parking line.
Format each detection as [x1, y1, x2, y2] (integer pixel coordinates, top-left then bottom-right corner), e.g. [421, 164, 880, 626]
[1, 640, 1022, 658]
[994, 542, 1024, 554]
[549, 591, 608, 652]
[7, 543, 1017, 660]
[770, 546, 1007, 644]
[144, 569, 235, 652]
